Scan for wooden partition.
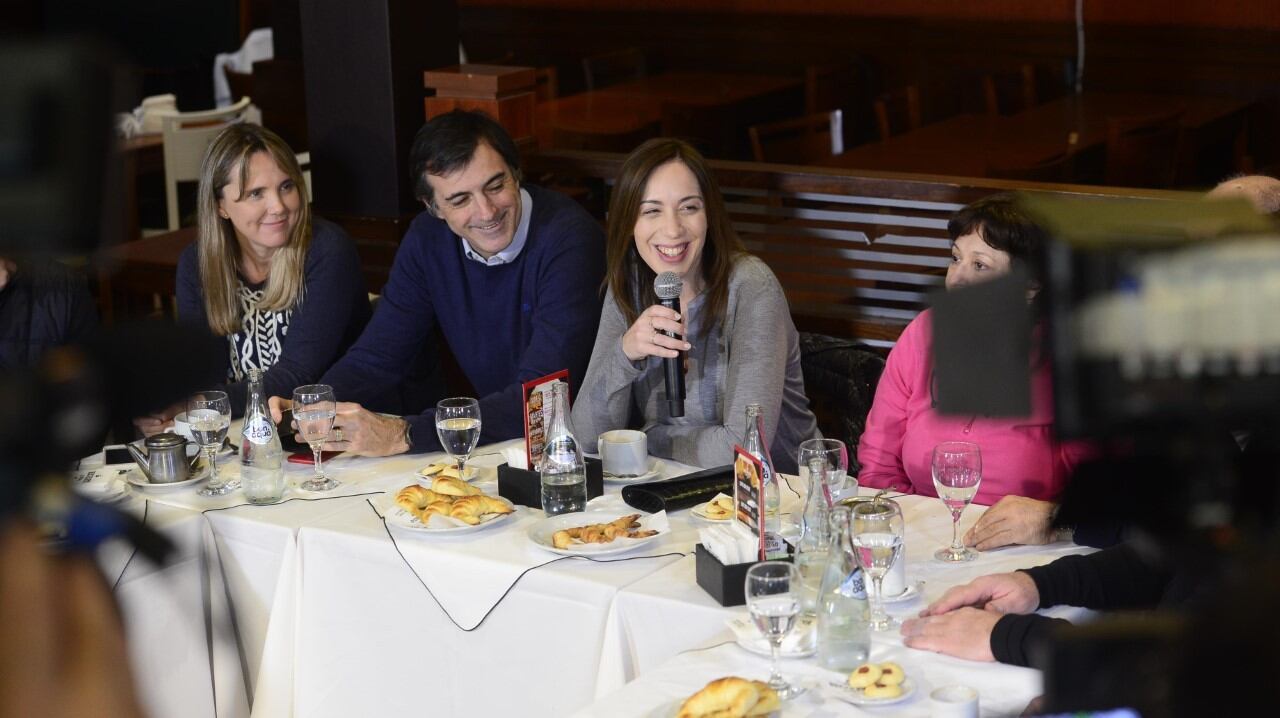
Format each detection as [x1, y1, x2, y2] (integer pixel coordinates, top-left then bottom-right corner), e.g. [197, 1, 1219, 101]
[525, 150, 1194, 347]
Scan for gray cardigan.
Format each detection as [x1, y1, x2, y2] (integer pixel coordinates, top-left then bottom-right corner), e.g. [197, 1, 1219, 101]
[572, 255, 819, 473]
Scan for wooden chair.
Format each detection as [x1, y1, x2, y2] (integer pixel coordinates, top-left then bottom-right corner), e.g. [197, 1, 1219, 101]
[1104, 111, 1185, 188]
[982, 63, 1038, 116]
[582, 48, 646, 91]
[874, 85, 921, 141]
[749, 110, 844, 164]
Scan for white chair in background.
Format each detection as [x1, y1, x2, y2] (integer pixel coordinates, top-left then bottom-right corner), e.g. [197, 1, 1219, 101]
[159, 97, 254, 231]
[295, 151, 312, 202]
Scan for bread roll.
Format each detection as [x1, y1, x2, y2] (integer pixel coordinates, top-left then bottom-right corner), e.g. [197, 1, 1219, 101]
[676, 677, 759, 718]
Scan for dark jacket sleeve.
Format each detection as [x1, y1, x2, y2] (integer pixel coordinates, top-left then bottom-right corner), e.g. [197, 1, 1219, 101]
[1021, 543, 1172, 611]
[990, 613, 1069, 667]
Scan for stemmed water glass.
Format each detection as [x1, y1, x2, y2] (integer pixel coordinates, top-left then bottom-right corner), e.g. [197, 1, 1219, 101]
[435, 397, 481, 477]
[851, 499, 905, 631]
[190, 391, 233, 497]
[932, 441, 982, 562]
[294, 384, 339, 491]
[798, 438, 849, 536]
[745, 561, 806, 700]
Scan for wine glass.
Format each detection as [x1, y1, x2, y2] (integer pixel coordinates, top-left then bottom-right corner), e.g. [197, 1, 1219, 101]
[294, 384, 339, 491]
[850, 499, 905, 631]
[932, 441, 982, 562]
[435, 397, 481, 478]
[798, 438, 849, 535]
[190, 391, 233, 497]
[745, 561, 806, 700]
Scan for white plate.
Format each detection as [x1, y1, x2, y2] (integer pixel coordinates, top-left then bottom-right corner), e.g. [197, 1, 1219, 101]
[879, 580, 924, 604]
[124, 468, 206, 491]
[603, 458, 665, 484]
[831, 677, 917, 706]
[527, 510, 665, 556]
[729, 615, 818, 658]
[385, 495, 515, 535]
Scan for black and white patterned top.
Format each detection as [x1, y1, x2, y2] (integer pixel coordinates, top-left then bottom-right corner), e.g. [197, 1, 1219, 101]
[228, 282, 293, 383]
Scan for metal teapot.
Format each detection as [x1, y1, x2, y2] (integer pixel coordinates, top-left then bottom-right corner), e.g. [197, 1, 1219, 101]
[127, 432, 201, 484]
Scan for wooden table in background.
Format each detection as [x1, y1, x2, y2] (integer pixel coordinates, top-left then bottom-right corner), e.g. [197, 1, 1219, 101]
[821, 92, 1251, 182]
[97, 226, 193, 322]
[536, 71, 803, 157]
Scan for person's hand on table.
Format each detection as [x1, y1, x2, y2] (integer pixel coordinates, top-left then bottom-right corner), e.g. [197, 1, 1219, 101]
[963, 495, 1056, 550]
[918, 571, 1040, 617]
[622, 305, 691, 362]
[307, 402, 408, 457]
[900, 607, 1000, 661]
[131, 400, 184, 437]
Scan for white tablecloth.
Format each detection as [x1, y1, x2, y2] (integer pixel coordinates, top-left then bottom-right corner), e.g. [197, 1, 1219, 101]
[583, 493, 1097, 717]
[87, 442, 1097, 718]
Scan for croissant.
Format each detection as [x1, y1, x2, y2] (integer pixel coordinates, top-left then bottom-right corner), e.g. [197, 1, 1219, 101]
[396, 485, 443, 512]
[676, 677, 760, 718]
[476, 495, 514, 516]
[447, 495, 486, 525]
[745, 682, 779, 716]
[431, 475, 481, 497]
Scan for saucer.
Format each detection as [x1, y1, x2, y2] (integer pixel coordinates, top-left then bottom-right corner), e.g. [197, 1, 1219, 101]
[603, 458, 664, 484]
[124, 468, 206, 491]
[878, 580, 924, 604]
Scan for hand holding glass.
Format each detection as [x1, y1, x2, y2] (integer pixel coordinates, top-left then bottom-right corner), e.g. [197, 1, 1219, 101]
[932, 441, 982, 562]
[851, 499, 904, 631]
[190, 391, 233, 497]
[436, 397, 481, 476]
[294, 385, 339, 491]
[745, 561, 806, 700]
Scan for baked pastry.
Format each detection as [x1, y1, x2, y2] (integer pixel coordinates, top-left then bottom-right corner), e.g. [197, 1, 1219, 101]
[431, 475, 481, 497]
[448, 495, 514, 525]
[418, 462, 462, 479]
[745, 681, 779, 716]
[395, 485, 443, 513]
[676, 677, 760, 718]
[875, 662, 904, 686]
[847, 663, 882, 688]
[550, 514, 658, 549]
[863, 681, 902, 699]
[702, 495, 734, 519]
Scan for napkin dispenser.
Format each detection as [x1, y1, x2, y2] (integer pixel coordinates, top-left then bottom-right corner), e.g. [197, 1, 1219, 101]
[694, 544, 793, 607]
[497, 457, 603, 509]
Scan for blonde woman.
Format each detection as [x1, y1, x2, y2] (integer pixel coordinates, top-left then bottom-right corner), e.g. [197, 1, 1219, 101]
[135, 124, 369, 432]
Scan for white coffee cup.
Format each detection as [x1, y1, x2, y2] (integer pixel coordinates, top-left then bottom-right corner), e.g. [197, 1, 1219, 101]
[930, 685, 979, 718]
[881, 551, 908, 597]
[599, 429, 648, 477]
[171, 412, 194, 442]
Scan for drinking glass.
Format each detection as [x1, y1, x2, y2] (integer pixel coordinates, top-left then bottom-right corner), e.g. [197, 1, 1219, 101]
[294, 384, 339, 491]
[190, 391, 233, 497]
[932, 441, 982, 562]
[745, 561, 806, 700]
[436, 397, 481, 477]
[851, 499, 905, 631]
[798, 438, 849, 539]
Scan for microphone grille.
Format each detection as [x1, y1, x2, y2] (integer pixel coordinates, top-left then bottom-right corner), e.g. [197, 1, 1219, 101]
[654, 271, 682, 300]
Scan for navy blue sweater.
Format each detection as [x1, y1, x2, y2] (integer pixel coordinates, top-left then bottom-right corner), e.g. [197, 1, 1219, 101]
[321, 184, 605, 453]
[177, 217, 371, 412]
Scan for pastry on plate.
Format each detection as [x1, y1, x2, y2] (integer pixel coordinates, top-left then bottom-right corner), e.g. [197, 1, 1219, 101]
[677, 676, 779, 718]
[702, 495, 734, 519]
[431, 475, 481, 497]
[847, 663, 882, 689]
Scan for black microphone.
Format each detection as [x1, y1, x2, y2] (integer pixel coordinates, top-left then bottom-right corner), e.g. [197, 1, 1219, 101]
[654, 272, 685, 418]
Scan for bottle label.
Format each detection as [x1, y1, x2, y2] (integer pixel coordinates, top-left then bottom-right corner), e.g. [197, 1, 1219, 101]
[763, 532, 789, 560]
[244, 415, 274, 446]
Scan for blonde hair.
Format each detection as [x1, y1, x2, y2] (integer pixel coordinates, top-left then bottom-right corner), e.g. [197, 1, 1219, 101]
[196, 124, 312, 336]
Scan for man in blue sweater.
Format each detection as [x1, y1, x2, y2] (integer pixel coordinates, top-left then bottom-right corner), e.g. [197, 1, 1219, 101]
[281, 110, 604, 456]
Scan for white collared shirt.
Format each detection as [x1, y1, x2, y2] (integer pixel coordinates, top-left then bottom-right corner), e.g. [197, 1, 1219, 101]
[460, 187, 533, 266]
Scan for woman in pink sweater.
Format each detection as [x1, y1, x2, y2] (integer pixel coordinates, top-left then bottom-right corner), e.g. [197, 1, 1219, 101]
[856, 194, 1084, 550]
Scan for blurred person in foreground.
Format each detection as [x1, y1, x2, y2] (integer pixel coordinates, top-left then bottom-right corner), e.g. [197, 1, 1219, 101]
[0, 520, 144, 717]
[133, 123, 370, 433]
[856, 194, 1090, 551]
[0, 255, 98, 371]
[570, 138, 819, 472]
[272, 110, 605, 456]
[1206, 173, 1280, 216]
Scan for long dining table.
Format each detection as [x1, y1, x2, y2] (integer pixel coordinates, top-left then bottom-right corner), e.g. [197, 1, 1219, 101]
[84, 432, 1094, 717]
[821, 91, 1251, 181]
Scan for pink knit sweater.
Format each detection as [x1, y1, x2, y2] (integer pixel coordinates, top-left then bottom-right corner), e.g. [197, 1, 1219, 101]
[855, 311, 1082, 506]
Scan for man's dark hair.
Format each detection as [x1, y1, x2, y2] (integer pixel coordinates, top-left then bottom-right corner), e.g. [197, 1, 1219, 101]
[409, 110, 522, 206]
[947, 192, 1047, 268]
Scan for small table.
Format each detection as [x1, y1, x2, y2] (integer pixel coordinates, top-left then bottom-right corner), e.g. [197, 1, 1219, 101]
[97, 225, 193, 321]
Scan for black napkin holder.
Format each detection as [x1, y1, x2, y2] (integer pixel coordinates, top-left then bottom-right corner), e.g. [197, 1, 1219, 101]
[497, 457, 604, 509]
[694, 543, 793, 607]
